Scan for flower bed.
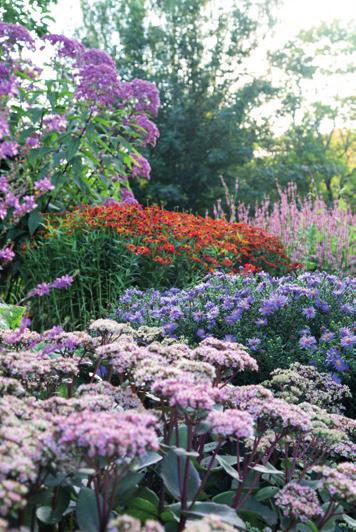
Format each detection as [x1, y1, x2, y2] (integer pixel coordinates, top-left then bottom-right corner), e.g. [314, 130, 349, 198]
[22, 204, 296, 328]
[0, 319, 354, 531]
[115, 271, 355, 401]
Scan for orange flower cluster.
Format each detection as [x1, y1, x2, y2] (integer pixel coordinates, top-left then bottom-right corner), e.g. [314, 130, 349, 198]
[46, 204, 298, 274]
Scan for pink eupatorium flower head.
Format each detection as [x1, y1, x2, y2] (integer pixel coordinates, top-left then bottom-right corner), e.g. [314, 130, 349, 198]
[131, 153, 151, 180]
[43, 114, 67, 132]
[34, 177, 54, 194]
[0, 23, 35, 48]
[43, 34, 85, 58]
[275, 482, 322, 523]
[207, 409, 254, 439]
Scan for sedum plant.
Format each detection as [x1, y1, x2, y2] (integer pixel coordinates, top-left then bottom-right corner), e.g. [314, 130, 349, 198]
[0, 318, 355, 531]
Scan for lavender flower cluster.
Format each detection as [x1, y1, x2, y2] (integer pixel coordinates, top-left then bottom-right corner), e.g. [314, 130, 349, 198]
[115, 271, 355, 388]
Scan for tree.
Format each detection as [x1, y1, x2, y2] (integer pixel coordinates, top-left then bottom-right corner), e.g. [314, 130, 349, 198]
[0, 0, 57, 36]
[80, 0, 280, 212]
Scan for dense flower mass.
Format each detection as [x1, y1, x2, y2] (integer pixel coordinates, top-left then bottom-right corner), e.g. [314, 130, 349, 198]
[44, 203, 296, 275]
[115, 271, 355, 392]
[0, 317, 354, 531]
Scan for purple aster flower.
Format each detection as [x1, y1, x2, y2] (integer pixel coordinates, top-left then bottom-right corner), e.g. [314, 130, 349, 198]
[330, 372, 342, 384]
[299, 335, 317, 351]
[340, 335, 356, 349]
[302, 306, 316, 319]
[247, 337, 261, 351]
[192, 310, 205, 322]
[340, 303, 354, 315]
[320, 331, 335, 343]
[328, 352, 349, 372]
[255, 318, 267, 327]
[259, 294, 288, 316]
[339, 327, 352, 338]
[196, 328, 207, 339]
[163, 322, 178, 335]
[223, 334, 237, 343]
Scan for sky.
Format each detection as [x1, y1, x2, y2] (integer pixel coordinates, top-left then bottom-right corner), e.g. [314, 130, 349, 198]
[48, 0, 355, 132]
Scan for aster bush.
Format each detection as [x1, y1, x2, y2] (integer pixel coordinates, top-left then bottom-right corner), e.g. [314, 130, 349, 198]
[0, 317, 355, 531]
[0, 22, 160, 292]
[115, 270, 355, 403]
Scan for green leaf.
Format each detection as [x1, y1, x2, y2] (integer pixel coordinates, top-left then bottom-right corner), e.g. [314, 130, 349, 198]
[135, 487, 160, 507]
[184, 502, 246, 529]
[255, 486, 280, 502]
[28, 210, 43, 236]
[36, 506, 62, 525]
[160, 449, 200, 501]
[0, 304, 26, 330]
[251, 463, 284, 476]
[129, 496, 158, 517]
[64, 136, 81, 161]
[135, 452, 162, 470]
[213, 491, 234, 505]
[76, 488, 100, 532]
[239, 497, 278, 526]
[342, 514, 356, 528]
[216, 455, 240, 481]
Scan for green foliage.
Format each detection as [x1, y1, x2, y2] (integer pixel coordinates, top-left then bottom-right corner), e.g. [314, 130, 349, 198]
[0, 0, 57, 36]
[0, 303, 26, 329]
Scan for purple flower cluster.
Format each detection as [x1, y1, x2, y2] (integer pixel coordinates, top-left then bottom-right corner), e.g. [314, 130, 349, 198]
[26, 275, 73, 299]
[275, 482, 322, 522]
[115, 271, 355, 381]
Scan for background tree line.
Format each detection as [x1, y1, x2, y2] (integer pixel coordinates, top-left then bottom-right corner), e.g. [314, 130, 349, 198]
[3, 0, 355, 213]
